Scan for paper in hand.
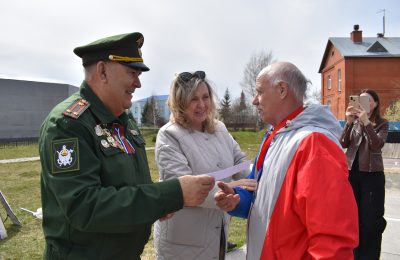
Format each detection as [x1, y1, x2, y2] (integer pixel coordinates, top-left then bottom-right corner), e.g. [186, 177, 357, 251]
[207, 161, 251, 181]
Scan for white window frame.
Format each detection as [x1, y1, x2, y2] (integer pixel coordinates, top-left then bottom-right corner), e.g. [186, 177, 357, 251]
[327, 75, 332, 90]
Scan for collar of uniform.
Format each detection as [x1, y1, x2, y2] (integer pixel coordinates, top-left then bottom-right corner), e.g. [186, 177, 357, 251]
[79, 81, 128, 125]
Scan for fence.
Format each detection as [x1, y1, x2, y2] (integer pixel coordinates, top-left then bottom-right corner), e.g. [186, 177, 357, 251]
[0, 138, 38, 149]
[1, 121, 399, 148]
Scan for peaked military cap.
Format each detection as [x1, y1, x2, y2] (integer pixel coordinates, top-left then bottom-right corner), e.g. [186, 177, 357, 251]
[73, 32, 150, 71]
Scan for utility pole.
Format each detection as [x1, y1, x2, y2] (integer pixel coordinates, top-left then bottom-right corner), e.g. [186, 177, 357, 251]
[152, 97, 157, 127]
[377, 9, 386, 36]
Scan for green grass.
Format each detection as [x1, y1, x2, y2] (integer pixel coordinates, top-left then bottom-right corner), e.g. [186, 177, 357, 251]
[231, 130, 265, 160]
[0, 144, 39, 160]
[0, 161, 43, 259]
[0, 130, 262, 259]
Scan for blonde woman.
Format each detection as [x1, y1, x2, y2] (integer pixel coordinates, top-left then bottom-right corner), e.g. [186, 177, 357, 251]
[153, 71, 255, 260]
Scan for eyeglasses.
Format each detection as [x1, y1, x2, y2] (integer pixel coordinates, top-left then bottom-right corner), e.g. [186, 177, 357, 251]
[178, 71, 206, 82]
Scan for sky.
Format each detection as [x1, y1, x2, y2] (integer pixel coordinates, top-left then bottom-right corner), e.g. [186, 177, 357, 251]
[1, 0, 399, 102]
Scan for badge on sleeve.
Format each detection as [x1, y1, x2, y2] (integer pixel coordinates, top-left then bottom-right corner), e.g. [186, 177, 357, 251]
[51, 138, 80, 174]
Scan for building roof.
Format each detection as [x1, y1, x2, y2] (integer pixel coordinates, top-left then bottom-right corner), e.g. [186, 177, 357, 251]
[133, 95, 168, 103]
[0, 77, 78, 88]
[330, 37, 400, 56]
[319, 37, 400, 72]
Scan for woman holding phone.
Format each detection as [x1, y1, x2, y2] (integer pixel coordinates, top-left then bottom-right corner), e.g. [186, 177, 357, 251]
[340, 89, 389, 260]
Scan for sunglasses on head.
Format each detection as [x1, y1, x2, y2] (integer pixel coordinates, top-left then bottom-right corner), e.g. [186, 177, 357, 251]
[178, 71, 206, 82]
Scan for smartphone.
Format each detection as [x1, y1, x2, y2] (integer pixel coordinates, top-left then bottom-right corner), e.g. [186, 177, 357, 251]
[349, 95, 370, 113]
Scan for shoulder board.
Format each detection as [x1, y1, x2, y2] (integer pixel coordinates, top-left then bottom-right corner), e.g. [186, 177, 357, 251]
[63, 98, 90, 119]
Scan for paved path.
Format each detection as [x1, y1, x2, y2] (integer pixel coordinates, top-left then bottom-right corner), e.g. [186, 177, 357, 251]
[0, 157, 40, 164]
[226, 244, 246, 259]
[384, 158, 400, 168]
[382, 172, 400, 260]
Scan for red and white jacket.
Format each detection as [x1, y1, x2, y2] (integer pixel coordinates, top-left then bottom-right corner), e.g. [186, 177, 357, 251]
[231, 105, 359, 260]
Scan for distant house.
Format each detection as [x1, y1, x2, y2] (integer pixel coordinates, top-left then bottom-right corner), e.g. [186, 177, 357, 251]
[131, 95, 170, 126]
[319, 25, 400, 120]
[0, 78, 78, 141]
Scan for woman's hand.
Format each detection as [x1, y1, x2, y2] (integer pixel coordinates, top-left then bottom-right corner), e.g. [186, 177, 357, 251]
[227, 178, 257, 191]
[356, 107, 370, 126]
[345, 105, 370, 126]
[345, 106, 357, 124]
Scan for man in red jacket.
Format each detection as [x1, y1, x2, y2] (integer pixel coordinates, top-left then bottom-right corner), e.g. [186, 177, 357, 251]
[215, 61, 358, 259]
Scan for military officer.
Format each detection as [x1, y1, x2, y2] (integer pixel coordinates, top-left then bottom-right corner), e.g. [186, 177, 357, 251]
[39, 32, 215, 259]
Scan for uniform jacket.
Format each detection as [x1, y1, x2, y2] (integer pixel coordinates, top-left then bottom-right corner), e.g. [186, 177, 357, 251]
[230, 104, 359, 260]
[340, 119, 388, 172]
[153, 121, 248, 260]
[39, 81, 183, 260]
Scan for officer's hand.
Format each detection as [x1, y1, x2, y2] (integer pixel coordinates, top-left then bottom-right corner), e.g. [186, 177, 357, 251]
[178, 175, 215, 207]
[159, 213, 174, 222]
[214, 181, 240, 212]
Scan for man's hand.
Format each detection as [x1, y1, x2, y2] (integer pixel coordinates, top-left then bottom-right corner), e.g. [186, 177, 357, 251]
[214, 181, 240, 212]
[178, 175, 215, 207]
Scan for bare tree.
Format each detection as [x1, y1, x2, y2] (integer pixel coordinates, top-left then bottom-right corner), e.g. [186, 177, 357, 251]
[305, 86, 321, 105]
[240, 50, 275, 98]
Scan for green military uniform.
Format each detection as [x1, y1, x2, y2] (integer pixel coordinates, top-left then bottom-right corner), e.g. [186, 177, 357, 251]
[39, 33, 183, 259]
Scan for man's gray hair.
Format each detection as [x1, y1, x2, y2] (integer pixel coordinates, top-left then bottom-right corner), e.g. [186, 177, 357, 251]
[84, 63, 97, 81]
[266, 62, 310, 102]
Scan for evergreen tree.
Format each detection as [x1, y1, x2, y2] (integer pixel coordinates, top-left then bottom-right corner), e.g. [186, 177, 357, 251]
[238, 91, 248, 127]
[220, 88, 232, 123]
[141, 99, 151, 126]
[239, 90, 247, 111]
[141, 96, 160, 126]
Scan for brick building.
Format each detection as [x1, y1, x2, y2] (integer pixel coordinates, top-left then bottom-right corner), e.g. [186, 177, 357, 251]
[319, 25, 400, 120]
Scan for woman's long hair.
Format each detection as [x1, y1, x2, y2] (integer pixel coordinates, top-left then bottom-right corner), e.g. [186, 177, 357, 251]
[360, 89, 386, 125]
[168, 76, 217, 133]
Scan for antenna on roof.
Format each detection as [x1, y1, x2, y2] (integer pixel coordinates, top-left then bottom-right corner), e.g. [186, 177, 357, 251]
[377, 9, 386, 36]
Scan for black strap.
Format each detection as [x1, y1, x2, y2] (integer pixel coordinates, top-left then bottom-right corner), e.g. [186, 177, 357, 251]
[219, 219, 226, 260]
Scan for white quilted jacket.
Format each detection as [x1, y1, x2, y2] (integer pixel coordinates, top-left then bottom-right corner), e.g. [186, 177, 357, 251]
[153, 120, 248, 260]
